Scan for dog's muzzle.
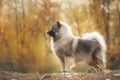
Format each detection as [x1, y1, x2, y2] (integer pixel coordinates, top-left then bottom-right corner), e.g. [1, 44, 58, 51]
[47, 30, 55, 37]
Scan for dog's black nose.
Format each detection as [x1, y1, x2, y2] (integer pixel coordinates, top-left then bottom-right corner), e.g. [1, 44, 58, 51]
[47, 31, 51, 35]
[47, 31, 49, 34]
[47, 30, 55, 37]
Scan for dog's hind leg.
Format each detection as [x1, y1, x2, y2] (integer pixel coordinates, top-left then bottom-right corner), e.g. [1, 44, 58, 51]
[89, 55, 105, 72]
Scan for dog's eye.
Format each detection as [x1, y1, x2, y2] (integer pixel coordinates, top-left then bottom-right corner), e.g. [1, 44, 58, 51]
[52, 24, 60, 32]
[55, 27, 60, 32]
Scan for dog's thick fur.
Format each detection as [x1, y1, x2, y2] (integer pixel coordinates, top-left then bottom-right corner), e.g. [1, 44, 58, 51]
[47, 21, 106, 72]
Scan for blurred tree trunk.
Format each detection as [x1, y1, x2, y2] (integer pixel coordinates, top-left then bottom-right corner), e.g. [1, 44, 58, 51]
[116, 0, 120, 33]
[21, 0, 25, 18]
[14, 0, 19, 44]
[102, 0, 110, 45]
[0, 0, 2, 16]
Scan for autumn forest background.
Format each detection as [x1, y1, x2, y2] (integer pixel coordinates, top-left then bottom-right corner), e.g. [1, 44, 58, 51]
[0, 0, 120, 73]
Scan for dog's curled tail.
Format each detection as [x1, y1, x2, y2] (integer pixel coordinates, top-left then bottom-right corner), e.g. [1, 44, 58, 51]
[82, 31, 106, 64]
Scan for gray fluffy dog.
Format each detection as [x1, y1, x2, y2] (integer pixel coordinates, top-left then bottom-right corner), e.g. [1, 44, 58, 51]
[47, 21, 106, 72]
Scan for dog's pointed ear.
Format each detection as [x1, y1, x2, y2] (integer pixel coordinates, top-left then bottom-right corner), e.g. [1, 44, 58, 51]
[56, 21, 61, 28]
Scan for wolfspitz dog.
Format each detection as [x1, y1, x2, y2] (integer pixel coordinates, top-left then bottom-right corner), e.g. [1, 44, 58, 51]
[47, 21, 106, 72]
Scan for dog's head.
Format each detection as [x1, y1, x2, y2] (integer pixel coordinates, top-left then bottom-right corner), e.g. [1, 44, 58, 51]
[47, 21, 61, 38]
[47, 21, 73, 41]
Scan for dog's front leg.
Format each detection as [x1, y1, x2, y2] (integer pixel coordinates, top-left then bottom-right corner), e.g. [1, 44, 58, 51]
[58, 55, 66, 72]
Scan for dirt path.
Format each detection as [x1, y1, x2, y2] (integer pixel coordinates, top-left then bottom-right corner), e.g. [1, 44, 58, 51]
[0, 70, 120, 80]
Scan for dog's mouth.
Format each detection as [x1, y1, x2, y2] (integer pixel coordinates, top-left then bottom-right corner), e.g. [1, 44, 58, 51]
[47, 30, 55, 37]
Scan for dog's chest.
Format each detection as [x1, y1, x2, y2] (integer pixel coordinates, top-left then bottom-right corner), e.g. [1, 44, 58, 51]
[53, 41, 72, 56]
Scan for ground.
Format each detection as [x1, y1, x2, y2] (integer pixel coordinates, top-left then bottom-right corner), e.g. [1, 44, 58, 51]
[0, 70, 120, 80]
